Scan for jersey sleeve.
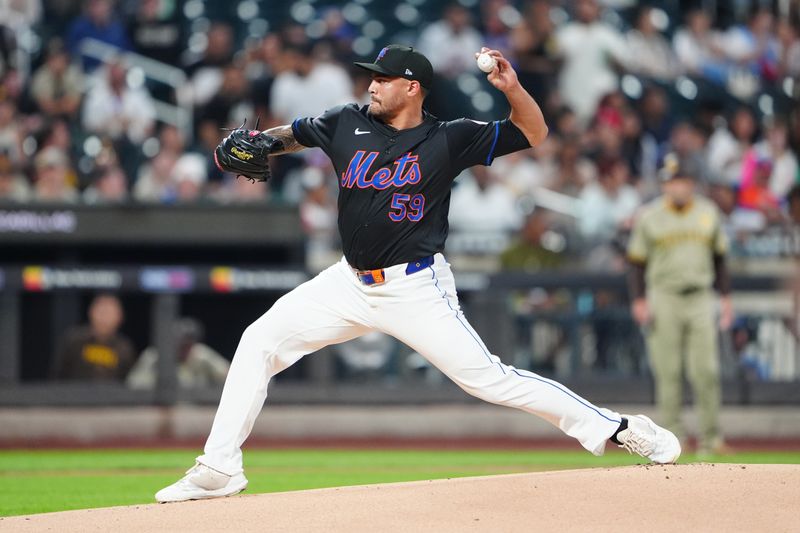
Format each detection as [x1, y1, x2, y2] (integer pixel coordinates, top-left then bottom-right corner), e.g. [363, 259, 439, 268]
[445, 118, 531, 172]
[291, 104, 351, 151]
[711, 208, 728, 255]
[627, 213, 649, 263]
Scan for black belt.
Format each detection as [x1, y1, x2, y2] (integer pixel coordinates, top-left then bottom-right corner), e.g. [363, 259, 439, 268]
[677, 286, 704, 295]
[355, 256, 435, 286]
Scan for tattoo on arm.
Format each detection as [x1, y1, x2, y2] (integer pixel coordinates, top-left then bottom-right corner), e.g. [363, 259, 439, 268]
[263, 124, 304, 154]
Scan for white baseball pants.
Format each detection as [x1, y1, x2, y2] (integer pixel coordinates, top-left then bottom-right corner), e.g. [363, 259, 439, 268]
[198, 254, 622, 475]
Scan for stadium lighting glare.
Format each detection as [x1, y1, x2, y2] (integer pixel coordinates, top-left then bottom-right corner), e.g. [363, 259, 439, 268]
[457, 73, 480, 95]
[83, 136, 102, 158]
[290, 2, 315, 24]
[343, 3, 368, 24]
[471, 91, 493, 112]
[305, 20, 327, 39]
[352, 36, 375, 56]
[191, 18, 210, 33]
[237, 0, 259, 21]
[183, 0, 204, 19]
[650, 8, 669, 31]
[758, 94, 774, 116]
[395, 4, 420, 26]
[675, 76, 698, 100]
[126, 67, 145, 90]
[188, 33, 208, 54]
[248, 19, 269, 38]
[783, 77, 795, 97]
[362, 20, 385, 40]
[498, 6, 522, 27]
[621, 75, 642, 99]
[142, 138, 160, 159]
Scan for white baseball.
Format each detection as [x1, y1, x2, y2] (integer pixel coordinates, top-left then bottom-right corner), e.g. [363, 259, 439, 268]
[476, 53, 497, 73]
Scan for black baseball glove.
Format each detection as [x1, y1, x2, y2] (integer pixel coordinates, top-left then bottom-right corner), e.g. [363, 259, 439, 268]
[213, 121, 284, 182]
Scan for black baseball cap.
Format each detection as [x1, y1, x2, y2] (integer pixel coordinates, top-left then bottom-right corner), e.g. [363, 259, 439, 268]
[658, 153, 695, 181]
[354, 45, 433, 89]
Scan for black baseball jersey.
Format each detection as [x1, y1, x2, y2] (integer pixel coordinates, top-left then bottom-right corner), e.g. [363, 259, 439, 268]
[292, 104, 530, 270]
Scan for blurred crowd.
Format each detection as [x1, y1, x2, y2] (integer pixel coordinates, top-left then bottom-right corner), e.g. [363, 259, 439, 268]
[0, 0, 799, 266]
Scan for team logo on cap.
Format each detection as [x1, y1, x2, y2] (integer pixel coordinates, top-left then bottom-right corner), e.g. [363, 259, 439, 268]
[376, 47, 388, 62]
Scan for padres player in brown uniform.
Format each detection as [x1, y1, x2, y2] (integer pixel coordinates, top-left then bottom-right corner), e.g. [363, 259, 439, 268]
[628, 155, 734, 456]
[156, 45, 681, 503]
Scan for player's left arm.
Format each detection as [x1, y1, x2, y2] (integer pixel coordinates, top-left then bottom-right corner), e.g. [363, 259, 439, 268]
[260, 125, 305, 155]
[478, 47, 548, 147]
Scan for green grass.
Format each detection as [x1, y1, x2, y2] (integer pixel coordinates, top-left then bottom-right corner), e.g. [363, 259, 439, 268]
[1, 448, 798, 517]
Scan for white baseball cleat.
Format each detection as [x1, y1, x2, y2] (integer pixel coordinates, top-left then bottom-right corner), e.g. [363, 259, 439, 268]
[155, 463, 248, 503]
[616, 414, 681, 464]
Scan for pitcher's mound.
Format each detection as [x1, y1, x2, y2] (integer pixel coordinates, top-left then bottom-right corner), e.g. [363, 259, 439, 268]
[4, 464, 798, 532]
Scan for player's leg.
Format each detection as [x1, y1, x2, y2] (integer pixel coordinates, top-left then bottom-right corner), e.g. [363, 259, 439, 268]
[684, 291, 722, 454]
[646, 290, 686, 443]
[377, 257, 624, 457]
[156, 260, 371, 501]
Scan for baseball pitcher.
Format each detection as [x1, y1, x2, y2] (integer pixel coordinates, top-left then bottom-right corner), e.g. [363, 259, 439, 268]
[156, 45, 680, 503]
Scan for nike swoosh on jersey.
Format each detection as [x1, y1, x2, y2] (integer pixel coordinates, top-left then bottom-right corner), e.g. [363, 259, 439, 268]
[354, 128, 371, 135]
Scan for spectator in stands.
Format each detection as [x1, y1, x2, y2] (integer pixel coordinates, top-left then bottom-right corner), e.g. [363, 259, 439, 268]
[449, 165, 522, 238]
[578, 156, 640, 244]
[182, 22, 234, 108]
[0, 98, 22, 163]
[417, 2, 483, 79]
[299, 165, 339, 271]
[672, 9, 728, 85]
[127, 0, 183, 67]
[269, 42, 352, 123]
[787, 185, 800, 224]
[723, 7, 779, 86]
[133, 151, 176, 202]
[66, 0, 131, 71]
[127, 318, 229, 390]
[172, 153, 207, 203]
[707, 105, 758, 186]
[545, 135, 595, 196]
[82, 57, 156, 145]
[638, 85, 672, 146]
[197, 61, 253, 131]
[510, 0, 560, 106]
[752, 117, 799, 202]
[709, 181, 767, 248]
[555, 0, 629, 123]
[29, 39, 83, 120]
[626, 5, 682, 82]
[777, 17, 800, 78]
[500, 208, 566, 271]
[737, 153, 782, 222]
[32, 146, 78, 203]
[51, 292, 135, 382]
[491, 149, 547, 198]
[0, 151, 30, 202]
[82, 164, 128, 204]
[479, 0, 514, 58]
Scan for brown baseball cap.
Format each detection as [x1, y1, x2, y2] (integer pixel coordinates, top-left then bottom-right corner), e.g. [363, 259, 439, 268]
[354, 44, 433, 89]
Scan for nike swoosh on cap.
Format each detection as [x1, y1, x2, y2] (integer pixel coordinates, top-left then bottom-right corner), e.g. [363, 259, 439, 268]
[354, 128, 371, 135]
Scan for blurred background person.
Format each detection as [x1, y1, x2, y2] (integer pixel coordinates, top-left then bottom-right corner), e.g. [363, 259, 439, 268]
[627, 156, 734, 456]
[555, 0, 629, 124]
[0, 151, 30, 202]
[51, 293, 135, 382]
[127, 318, 229, 390]
[31, 146, 78, 203]
[417, 2, 483, 79]
[29, 39, 83, 120]
[66, 0, 130, 72]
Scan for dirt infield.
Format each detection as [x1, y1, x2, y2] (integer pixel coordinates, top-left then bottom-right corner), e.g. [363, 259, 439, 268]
[3, 464, 797, 532]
